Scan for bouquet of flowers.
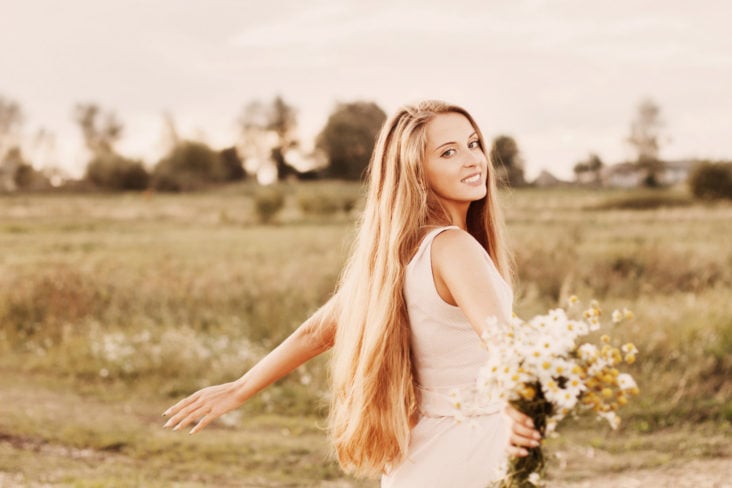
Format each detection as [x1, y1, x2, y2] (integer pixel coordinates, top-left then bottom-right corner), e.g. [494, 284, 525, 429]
[477, 296, 640, 487]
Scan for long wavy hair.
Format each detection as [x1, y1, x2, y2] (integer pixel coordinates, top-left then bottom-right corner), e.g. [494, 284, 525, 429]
[329, 100, 513, 477]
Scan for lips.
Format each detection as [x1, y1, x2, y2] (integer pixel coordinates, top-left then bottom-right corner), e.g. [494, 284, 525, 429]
[461, 172, 481, 184]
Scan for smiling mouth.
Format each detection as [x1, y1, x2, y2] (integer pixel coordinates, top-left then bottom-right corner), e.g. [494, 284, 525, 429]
[461, 173, 481, 184]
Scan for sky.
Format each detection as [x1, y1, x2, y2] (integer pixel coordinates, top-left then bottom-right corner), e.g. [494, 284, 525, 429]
[1, 0, 730, 180]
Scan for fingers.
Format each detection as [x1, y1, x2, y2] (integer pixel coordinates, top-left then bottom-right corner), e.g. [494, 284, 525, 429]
[189, 414, 214, 435]
[506, 444, 530, 457]
[504, 404, 533, 427]
[504, 405, 542, 457]
[510, 430, 541, 447]
[162, 392, 199, 418]
[512, 421, 541, 444]
[163, 396, 209, 431]
[162, 383, 238, 435]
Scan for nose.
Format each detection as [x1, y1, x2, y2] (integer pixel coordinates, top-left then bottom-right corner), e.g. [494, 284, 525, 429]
[462, 152, 481, 168]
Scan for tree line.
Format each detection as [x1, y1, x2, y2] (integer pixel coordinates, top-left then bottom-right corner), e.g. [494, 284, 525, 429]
[3, 93, 730, 199]
[0, 94, 527, 192]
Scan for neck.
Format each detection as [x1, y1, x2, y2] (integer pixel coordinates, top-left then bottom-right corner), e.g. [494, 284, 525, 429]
[442, 201, 469, 231]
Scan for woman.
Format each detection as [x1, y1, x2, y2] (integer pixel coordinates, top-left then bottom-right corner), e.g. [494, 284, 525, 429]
[163, 100, 541, 487]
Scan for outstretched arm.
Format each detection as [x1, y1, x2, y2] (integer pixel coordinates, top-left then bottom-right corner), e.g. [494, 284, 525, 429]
[431, 229, 541, 457]
[162, 294, 339, 434]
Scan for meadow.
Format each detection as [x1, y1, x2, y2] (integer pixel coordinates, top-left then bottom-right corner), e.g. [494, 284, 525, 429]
[0, 182, 730, 487]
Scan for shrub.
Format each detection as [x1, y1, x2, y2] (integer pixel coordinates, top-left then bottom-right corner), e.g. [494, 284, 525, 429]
[152, 141, 227, 192]
[297, 192, 341, 216]
[590, 193, 692, 210]
[688, 161, 732, 200]
[254, 186, 285, 223]
[295, 182, 362, 218]
[84, 153, 149, 191]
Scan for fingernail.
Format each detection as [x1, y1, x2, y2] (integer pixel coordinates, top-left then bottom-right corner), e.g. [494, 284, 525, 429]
[533, 432, 541, 440]
[521, 449, 528, 456]
[532, 440, 540, 447]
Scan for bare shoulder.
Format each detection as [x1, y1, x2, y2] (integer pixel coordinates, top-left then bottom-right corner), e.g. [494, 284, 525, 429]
[430, 228, 504, 319]
[431, 228, 484, 267]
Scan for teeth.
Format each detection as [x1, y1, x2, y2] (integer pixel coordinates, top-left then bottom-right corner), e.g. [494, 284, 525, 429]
[462, 173, 480, 183]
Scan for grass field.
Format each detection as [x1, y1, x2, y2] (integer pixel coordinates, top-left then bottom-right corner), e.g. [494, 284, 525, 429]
[1, 182, 730, 486]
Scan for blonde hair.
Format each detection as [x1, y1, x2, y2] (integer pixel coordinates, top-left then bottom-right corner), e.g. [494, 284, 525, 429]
[329, 100, 513, 477]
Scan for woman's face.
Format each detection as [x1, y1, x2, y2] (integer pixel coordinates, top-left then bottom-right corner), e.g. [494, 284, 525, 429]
[423, 112, 488, 209]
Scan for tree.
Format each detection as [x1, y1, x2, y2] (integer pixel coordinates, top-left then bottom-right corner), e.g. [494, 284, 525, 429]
[159, 111, 181, 153]
[74, 102, 148, 191]
[0, 96, 23, 161]
[0, 146, 51, 192]
[316, 101, 386, 180]
[490, 135, 526, 187]
[573, 153, 604, 185]
[238, 96, 299, 181]
[219, 147, 246, 181]
[269, 96, 299, 180]
[627, 98, 666, 187]
[85, 153, 149, 191]
[74, 103, 123, 156]
[688, 161, 732, 200]
[152, 140, 228, 192]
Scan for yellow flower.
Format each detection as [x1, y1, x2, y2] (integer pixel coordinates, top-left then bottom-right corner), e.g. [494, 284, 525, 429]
[623, 308, 634, 320]
[625, 353, 636, 364]
[611, 348, 623, 364]
[601, 335, 610, 343]
[602, 388, 613, 399]
[521, 386, 536, 401]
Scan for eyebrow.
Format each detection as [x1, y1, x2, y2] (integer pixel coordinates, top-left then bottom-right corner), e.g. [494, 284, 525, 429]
[433, 132, 478, 152]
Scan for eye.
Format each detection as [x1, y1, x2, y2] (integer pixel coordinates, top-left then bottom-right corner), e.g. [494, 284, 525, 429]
[468, 139, 481, 149]
[441, 148, 456, 158]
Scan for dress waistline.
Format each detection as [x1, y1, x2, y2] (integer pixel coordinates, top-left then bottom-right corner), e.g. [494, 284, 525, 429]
[417, 385, 505, 418]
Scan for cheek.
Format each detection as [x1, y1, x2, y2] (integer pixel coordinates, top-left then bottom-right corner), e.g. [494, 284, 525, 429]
[424, 162, 452, 193]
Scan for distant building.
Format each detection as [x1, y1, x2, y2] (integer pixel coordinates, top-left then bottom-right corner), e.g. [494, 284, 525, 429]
[575, 171, 600, 185]
[601, 162, 645, 188]
[532, 169, 571, 188]
[659, 160, 698, 186]
[600, 160, 698, 188]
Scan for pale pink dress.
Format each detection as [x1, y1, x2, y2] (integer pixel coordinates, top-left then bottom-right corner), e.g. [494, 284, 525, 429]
[381, 226, 514, 488]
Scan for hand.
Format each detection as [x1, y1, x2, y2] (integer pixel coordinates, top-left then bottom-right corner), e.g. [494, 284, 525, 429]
[504, 404, 542, 457]
[162, 381, 243, 435]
